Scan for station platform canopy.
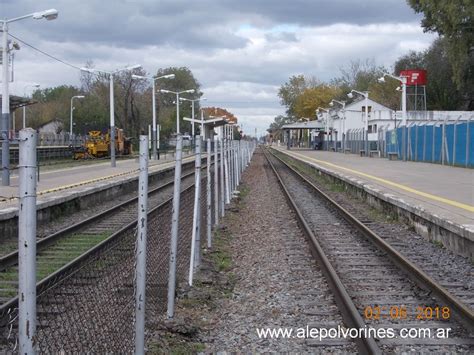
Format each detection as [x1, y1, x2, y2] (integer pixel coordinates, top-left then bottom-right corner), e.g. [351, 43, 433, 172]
[0, 95, 37, 111]
[281, 120, 325, 131]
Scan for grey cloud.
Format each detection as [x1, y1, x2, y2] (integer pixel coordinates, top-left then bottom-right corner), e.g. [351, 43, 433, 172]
[4, 0, 421, 51]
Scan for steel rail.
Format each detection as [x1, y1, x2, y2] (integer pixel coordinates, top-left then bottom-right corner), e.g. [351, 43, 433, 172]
[0, 174, 200, 314]
[267, 148, 474, 333]
[262, 149, 381, 355]
[0, 166, 197, 272]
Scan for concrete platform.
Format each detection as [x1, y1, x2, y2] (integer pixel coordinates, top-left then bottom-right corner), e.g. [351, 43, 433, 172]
[272, 146, 474, 259]
[0, 154, 196, 236]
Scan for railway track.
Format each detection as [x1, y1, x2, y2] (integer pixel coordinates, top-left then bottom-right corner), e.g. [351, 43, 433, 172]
[263, 148, 474, 354]
[0, 162, 205, 312]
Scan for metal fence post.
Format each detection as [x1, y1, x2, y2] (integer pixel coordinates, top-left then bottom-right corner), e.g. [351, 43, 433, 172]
[214, 137, 219, 226]
[134, 135, 149, 355]
[189, 138, 202, 286]
[224, 135, 230, 204]
[18, 128, 37, 354]
[206, 138, 212, 248]
[167, 134, 183, 319]
[220, 137, 225, 216]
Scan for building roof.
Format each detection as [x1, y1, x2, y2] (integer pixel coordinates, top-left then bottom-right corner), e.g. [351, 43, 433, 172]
[281, 120, 325, 130]
[0, 95, 37, 111]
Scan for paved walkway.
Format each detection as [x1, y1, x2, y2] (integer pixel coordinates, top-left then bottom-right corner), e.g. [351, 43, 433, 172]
[0, 153, 195, 212]
[273, 146, 474, 229]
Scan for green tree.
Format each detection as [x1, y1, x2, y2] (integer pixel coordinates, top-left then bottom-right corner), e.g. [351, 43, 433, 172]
[278, 75, 319, 117]
[154, 67, 201, 138]
[407, 0, 474, 108]
[394, 38, 464, 109]
[293, 85, 341, 118]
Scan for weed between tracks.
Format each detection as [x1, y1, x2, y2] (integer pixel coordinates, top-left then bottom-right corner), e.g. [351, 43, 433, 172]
[272, 149, 400, 224]
[147, 186, 247, 354]
[0, 232, 110, 300]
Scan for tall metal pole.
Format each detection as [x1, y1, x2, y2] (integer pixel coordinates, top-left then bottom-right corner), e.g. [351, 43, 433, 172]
[110, 74, 116, 167]
[134, 135, 148, 355]
[176, 93, 180, 134]
[2, 22, 11, 186]
[18, 128, 37, 354]
[23, 106, 26, 129]
[70, 97, 74, 136]
[152, 79, 158, 160]
[401, 78, 407, 161]
[214, 136, 219, 225]
[224, 126, 230, 204]
[191, 100, 195, 137]
[189, 138, 201, 285]
[206, 138, 212, 248]
[167, 135, 183, 318]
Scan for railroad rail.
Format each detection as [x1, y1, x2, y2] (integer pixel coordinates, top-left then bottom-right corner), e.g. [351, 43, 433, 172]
[0, 162, 206, 313]
[263, 148, 473, 354]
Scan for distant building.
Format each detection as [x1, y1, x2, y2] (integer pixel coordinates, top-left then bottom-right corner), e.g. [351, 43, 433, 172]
[328, 98, 393, 144]
[37, 119, 64, 134]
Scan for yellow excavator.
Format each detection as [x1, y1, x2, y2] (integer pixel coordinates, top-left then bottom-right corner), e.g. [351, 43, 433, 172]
[72, 129, 132, 159]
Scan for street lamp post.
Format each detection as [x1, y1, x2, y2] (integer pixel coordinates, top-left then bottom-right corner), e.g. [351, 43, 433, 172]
[159, 89, 195, 135]
[132, 74, 175, 160]
[23, 84, 40, 129]
[179, 97, 206, 137]
[70, 95, 85, 136]
[329, 99, 346, 152]
[347, 89, 369, 155]
[81, 64, 141, 167]
[1, 9, 58, 186]
[378, 73, 408, 160]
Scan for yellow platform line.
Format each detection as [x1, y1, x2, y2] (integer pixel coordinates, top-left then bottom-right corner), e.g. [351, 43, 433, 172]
[281, 149, 474, 213]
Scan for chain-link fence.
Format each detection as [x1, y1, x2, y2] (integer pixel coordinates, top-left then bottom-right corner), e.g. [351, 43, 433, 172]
[0, 129, 256, 353]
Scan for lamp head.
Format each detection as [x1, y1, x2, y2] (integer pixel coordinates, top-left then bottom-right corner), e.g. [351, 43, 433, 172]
[184, 89, 195, 94]
[33, 9, 58, 20]
[126, 64, 141, 71]
[377, 76, 385, 83]
[132, 74, 147, 80]
[161, 74, 175, 79]
[77, 95, 85, 99]
[396, 86, 401, 92]
[329, 101, 334, 107]
[160, 89, 171, 94]
[347, 92, 353, 99]
[80, 67, 95, 73]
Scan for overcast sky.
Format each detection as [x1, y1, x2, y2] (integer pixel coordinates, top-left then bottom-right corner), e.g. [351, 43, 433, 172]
[2, 0, 436, 136]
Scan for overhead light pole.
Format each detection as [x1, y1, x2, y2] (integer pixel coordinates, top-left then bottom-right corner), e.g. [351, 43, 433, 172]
[378, 73, 408, 160]
[329, 99, 346, 152]
[23, 83, 40, 129]
[179, 97, 206, 137]
[132, 73, 175, 160]
[81, 64, 141, 167]
[159, 89, 195, 135]
[348, 89, 369, 155]
[1, 8, 58, 186]
[70, 95, 85, 136]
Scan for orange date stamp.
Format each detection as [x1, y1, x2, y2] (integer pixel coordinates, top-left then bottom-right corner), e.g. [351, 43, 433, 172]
[364, 305, 451, 321]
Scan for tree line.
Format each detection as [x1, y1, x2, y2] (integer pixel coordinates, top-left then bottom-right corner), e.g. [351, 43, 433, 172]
[19, 66, 207, 140]
[270, 0, 473, 135]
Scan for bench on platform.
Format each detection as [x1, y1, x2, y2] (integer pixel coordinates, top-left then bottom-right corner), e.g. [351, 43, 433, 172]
[344, 148, 351, 154]
[359, 150, 366, 157]
[388, 152, 399, 160]
[369, 150, 381, 158]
